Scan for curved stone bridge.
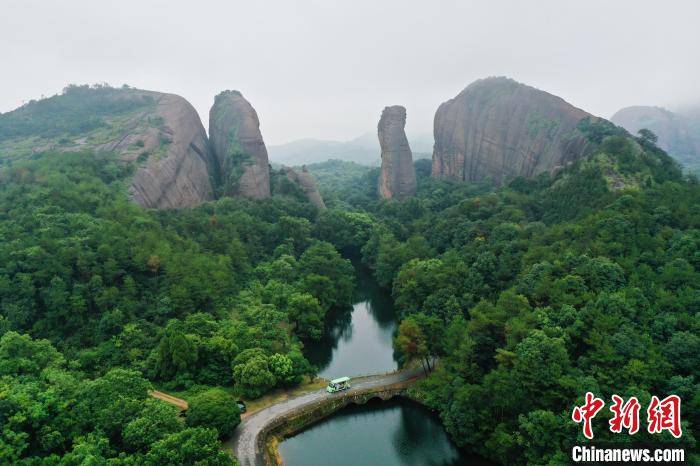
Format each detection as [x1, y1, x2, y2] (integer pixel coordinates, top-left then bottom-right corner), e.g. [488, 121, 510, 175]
[224, 367, 424, 466]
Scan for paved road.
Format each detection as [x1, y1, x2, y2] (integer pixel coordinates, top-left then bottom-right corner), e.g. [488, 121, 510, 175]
[224, 367, 423, 466]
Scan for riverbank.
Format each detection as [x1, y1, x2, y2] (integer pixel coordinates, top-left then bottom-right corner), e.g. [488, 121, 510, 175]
[260, 374, 421, 465]
[225, 368, 423, 466]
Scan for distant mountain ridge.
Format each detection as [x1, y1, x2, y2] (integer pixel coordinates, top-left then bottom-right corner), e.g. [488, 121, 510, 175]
[611, 105, 700, 175]
[268, 132, 433, 166]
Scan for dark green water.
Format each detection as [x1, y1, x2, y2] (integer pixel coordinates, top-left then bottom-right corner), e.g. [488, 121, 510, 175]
[284, 269, 491, 466]
[304, 269, 399, 379]
[278, 398, 492, 466]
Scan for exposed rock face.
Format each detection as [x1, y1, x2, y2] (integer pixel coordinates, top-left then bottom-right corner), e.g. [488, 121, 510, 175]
[127, 92, 216, 208]
[282, 166, 326, 209]
[432, 77, 595, 184]
[0, 87, 217, 209]
[378, 106, 416, 199]
[209, 91, 270, 199]
[611, 106, 700, 164]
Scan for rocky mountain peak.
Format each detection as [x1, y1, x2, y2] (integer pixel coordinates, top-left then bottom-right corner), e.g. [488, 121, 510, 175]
[282, 165, 326, 210]
[432, 77, 595, 184]
[378, 105, 416, 200]
[128, 91, 217, 208]
[209, 91, 271, 199]
[0, 86, 217, 209]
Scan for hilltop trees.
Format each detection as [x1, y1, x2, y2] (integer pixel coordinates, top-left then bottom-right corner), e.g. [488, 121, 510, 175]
[2, 91, 698, 465]
[0, 148, 359, 463]
[353, 130, 700, 464]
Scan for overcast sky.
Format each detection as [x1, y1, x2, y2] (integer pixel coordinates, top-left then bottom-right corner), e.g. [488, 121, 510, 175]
[1, 0, 699, 145]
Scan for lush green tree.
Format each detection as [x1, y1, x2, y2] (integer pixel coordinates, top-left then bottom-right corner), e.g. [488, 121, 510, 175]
[185, 389, 240, 439]
[314, 209, 374, 254]
[392, 258, 446, 315]
[0, 331, 65, 376]
[74, 368, 151, 444]
[298, 241, 354, 310]
[59, 433, 113, 466]
[287, 292, 324, 340]
[155, 328, 198, 381]
[394, 317, 430, 373]
[412, 313, 445, 361]
[637, 128, 658, 145]
[664, 331, 700, 377]
[268, 353, 297, 387]
[512, 331, 571, 408]
[145, 427, 235, 465]
[232, 355, 276, 399]
[123, 400, 183, 452]
[275, 215, 312, 254]
[516, 410, 569, 465]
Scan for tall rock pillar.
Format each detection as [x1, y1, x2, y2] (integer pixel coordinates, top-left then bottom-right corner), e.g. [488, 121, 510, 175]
[209, 90, 270, 198]
[378, 105, 416, 200]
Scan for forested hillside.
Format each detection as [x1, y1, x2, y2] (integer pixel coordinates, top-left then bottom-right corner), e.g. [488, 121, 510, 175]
[1, 88, 698, 465]
[0, 150, 354, 463]
[315, 122, 700, 464]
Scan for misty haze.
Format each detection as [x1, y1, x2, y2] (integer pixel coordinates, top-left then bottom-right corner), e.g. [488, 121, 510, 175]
[0, 2, 698, 466]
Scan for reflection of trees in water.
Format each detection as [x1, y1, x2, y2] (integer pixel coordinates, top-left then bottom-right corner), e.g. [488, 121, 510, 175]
[392, 402, 448, 466]
[392, 400, 491, 466]
[366, 288, 398, 329]
[303, 266, 399, 374]
[304, 304, 352, 372]
[328, 305, 354, 343]
[283, 398, 492, 466]
[355, 267, 397, 329]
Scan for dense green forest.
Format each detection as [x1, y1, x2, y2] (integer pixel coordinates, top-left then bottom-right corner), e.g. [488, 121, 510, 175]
[311, 124, 699, 464]
[1, 87, 698, 465]
[0, 148, 355, 463]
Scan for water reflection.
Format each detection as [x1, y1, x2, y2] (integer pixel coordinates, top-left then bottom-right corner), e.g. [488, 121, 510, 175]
[304, 267, 399, 378]
[278, 399, 494, 466]
[286, 269, 492, 466]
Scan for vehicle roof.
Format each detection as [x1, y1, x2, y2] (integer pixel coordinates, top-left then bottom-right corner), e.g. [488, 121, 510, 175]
[330, 376, 350, 383]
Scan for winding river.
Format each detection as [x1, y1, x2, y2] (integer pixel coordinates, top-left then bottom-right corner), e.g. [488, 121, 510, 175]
[279, 268, 492, 466]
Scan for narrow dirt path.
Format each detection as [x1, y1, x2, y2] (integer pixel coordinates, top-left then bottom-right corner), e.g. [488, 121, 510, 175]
[149, 390, 189, 410]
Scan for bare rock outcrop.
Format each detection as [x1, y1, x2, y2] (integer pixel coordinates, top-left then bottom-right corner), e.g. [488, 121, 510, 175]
[378, 106, 416, 199]
[209, 91, 270, 199]
[282, 166, 326, 209]
[127, 92, 216, 208]
[432, 77, 596, 184]
[0, 86, 217, 209]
